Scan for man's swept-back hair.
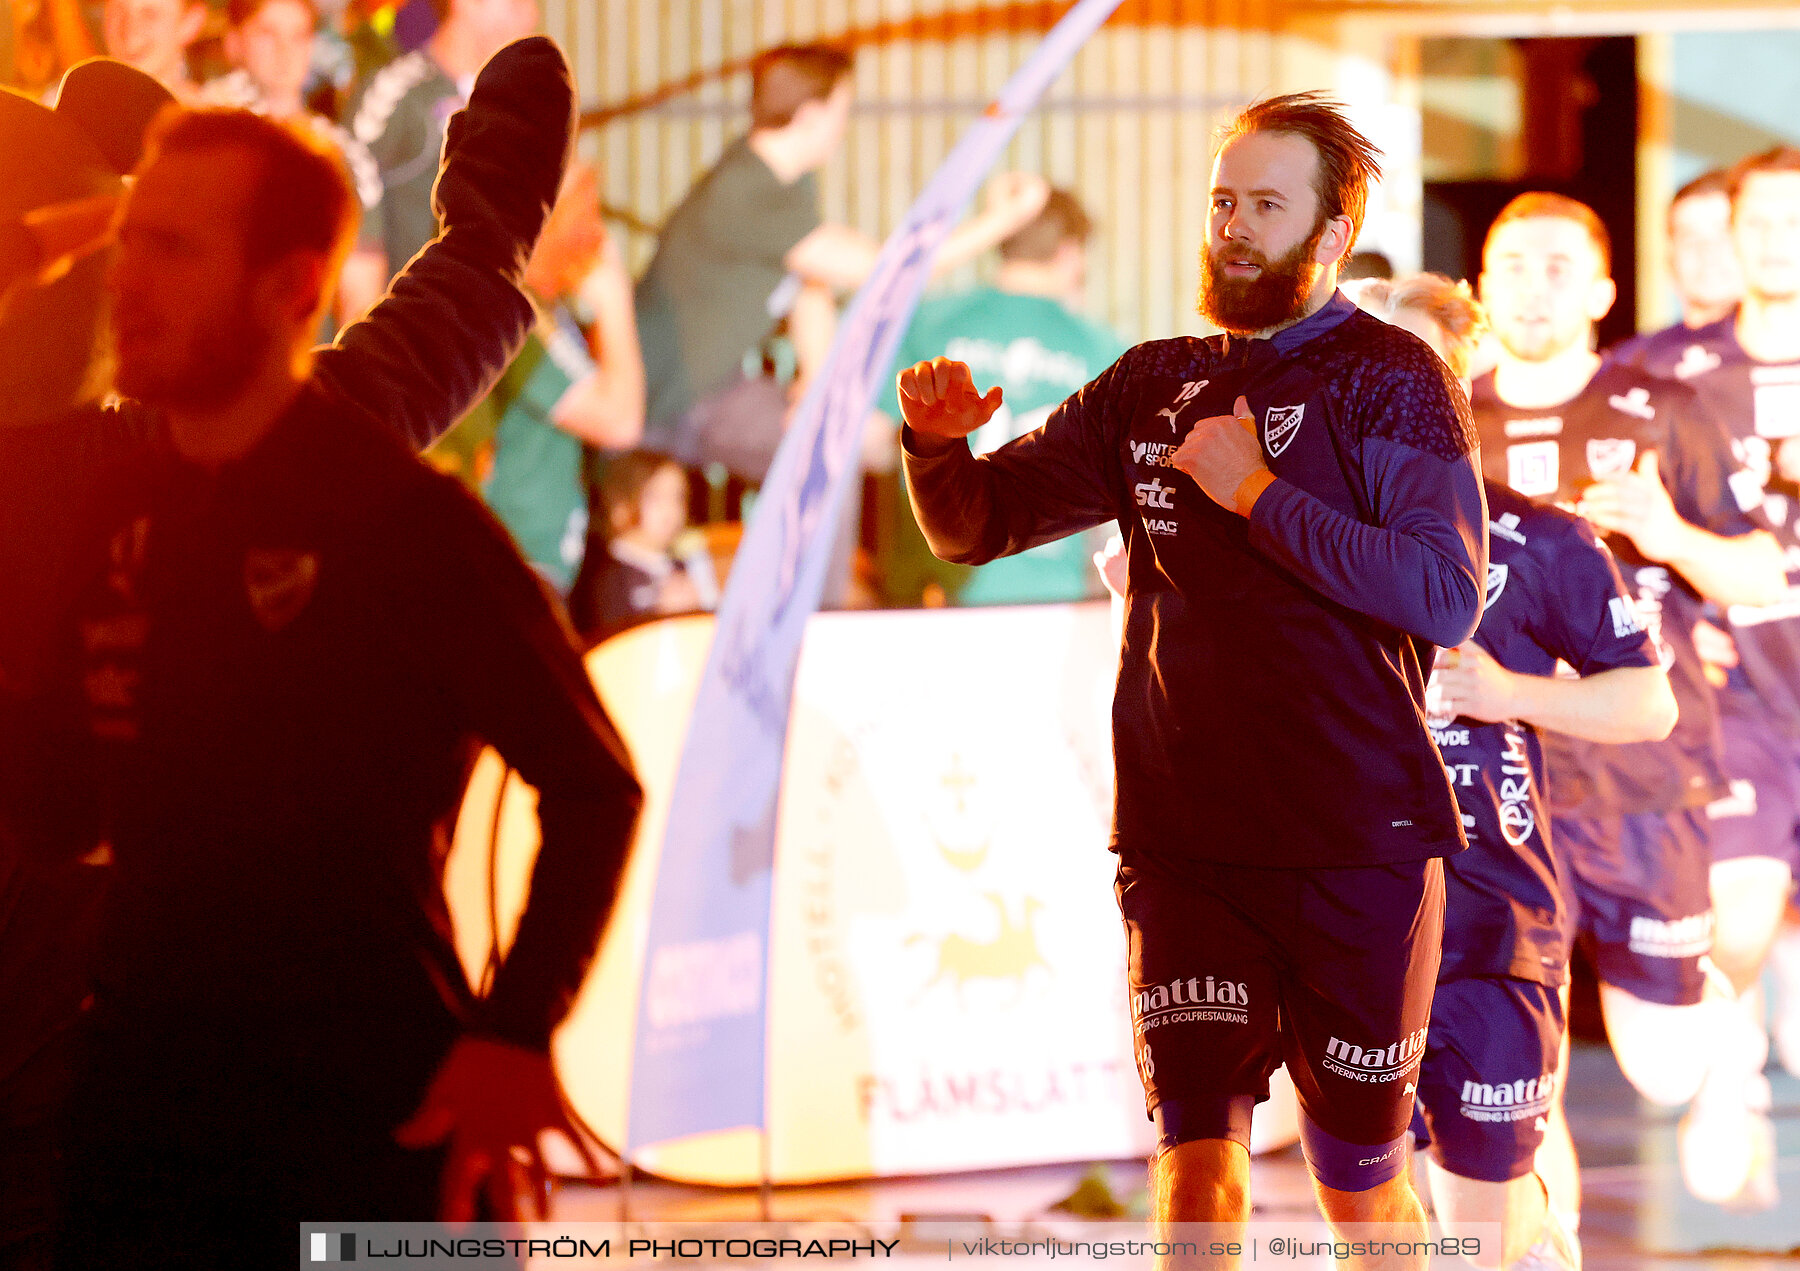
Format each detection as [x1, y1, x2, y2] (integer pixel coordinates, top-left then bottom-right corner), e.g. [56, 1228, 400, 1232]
[1484, 190, 1611, 274]
[141, 105, 357, 277]
[999, 188, 1093, 262]
[1353, 272, 1488, 379]
[1727, 145, 1800, 203]
[1672, 167, 1730, 211]
[1217, 91, 1383, 246]
[750, 43, 854, 130]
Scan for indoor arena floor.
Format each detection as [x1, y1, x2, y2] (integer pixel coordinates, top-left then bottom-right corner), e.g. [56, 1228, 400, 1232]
[554, 1044, 1800, 1269]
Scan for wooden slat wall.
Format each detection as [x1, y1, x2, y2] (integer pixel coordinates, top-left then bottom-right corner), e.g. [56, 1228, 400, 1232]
[541, 1, 1298, 344]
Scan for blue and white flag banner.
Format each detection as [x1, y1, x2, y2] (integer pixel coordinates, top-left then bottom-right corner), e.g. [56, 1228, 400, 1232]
[626, 0, 1127, 1154]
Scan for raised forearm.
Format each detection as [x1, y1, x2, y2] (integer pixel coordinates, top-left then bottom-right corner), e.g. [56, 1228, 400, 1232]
[1660, 524, 1787, 608]
[1515, 664, 1676, 744]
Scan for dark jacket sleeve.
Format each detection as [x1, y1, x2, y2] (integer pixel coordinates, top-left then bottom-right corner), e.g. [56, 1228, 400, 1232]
[900, 356, 1128, 565]
[315, 36, 576, 453]
[1248, 437, 1488, 648]
[377, 477, 643, 1053]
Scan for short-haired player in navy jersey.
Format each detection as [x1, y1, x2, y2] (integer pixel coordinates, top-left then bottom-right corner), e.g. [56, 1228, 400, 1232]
[1609, 169, 1743, 373]
[899, 94, 1486, 1268]
[1360, 275, 1676, 1269]
[1625, 146, 1800, 1208]
[1472, 192, 1787, 1217]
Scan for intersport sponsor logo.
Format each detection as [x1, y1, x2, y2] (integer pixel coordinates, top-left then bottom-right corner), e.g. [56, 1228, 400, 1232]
[1129, 439, 1178, 468]
[1322, 1027, 1427, 1083]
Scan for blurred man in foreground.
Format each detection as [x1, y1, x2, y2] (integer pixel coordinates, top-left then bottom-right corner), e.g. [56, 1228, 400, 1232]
[8, 41, 645, 1269]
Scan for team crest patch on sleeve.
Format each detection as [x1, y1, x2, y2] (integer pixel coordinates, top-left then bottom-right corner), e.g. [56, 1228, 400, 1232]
[244, 549, 320, 632]
[1263, 404, 1305, 457]
[1586, 437, 1637, 478]
[1485, 562, 1509, 611]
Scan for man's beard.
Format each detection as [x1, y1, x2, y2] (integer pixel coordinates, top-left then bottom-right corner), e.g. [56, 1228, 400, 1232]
[1197, 223, 1325, 334]
[1494, 314, 1585, 364]
[114, 291, 270, 411]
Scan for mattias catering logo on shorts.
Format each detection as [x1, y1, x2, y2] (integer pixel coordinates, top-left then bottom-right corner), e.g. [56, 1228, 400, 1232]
[1263, 404, 1305, 457]
[1132, 974, 1249, 1029]
[1322, 1026, 1427, 1083]
[1460, 1070, 1556, 1124]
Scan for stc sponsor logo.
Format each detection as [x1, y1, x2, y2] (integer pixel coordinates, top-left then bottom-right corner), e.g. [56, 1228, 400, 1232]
[1628, 912, 1714, 959]
[1459, 1071, 1557, 1123]
[1135, 478, 1176, 510]
[1497, 729, 1536, 848]
[1129, 439, 1178, 467]
[1156, 379, 1209, 433]
[1133, 975, 1251, 1029]
[1322, 1027, 1428, 1083]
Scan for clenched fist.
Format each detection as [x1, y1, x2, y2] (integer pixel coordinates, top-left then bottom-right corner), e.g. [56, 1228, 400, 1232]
[1429, 641, 1517, 723]
[1170, 395, 1275, 516]
[897, 357, 1003, 444]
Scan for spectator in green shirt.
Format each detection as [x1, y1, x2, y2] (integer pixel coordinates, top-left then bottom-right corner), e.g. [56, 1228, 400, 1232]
[876, 188, 1127, 607]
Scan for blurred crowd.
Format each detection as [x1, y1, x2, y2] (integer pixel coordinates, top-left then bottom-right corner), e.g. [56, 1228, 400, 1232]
[3, 2, 1123, 636]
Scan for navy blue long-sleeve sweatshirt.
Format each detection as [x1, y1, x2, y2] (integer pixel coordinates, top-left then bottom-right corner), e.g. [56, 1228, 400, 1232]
[903, 291, 1488, 868]
[0, 39, 631, 1101]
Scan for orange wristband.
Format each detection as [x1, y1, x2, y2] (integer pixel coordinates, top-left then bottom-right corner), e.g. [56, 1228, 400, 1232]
[1233, 470, 1277, 517]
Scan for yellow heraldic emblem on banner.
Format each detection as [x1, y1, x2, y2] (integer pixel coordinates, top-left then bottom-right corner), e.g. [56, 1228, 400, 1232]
[244, 549, 320, 632]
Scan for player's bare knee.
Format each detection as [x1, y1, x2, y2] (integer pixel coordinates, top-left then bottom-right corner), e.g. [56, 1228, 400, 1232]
[1600, 989, 1712, 1106]
[1153, 1137, 1250, 1223]
[1710, 858, 1793, 982]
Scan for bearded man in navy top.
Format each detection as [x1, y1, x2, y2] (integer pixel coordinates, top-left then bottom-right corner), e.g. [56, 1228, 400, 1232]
[899, 94, 1486, 1269]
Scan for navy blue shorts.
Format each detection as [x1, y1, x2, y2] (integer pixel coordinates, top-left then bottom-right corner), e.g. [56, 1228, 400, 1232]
[1553, 809, 1712, 1007]
[1707, 707, 1800, 872]
[1411, 976, 1564, 1182]
[1115, 854, 1443, 1155]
